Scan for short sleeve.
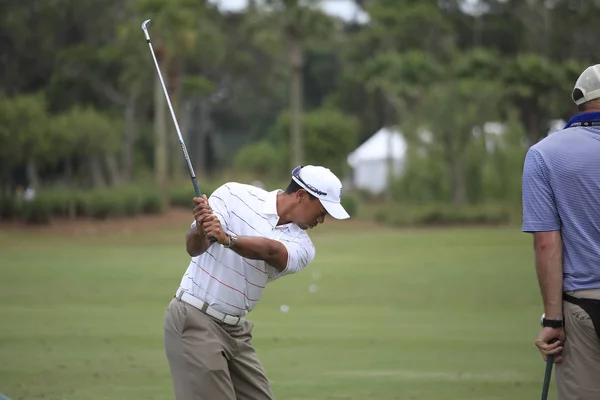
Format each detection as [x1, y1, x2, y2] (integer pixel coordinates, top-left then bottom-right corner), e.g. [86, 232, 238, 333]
[521, 147, 561, 232]
[268, 236, 316, 281]
[190, 184, 232, 231]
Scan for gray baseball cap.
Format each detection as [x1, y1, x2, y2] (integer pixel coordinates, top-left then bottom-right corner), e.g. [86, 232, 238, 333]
[572, 64, 600, 105]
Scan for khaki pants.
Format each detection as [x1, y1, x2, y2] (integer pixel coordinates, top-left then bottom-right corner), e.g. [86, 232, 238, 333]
[164, 297, 274, 400]
[556, 290, 600, 400]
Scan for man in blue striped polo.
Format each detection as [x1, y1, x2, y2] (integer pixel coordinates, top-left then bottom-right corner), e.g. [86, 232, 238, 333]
[522, 64, 600, 399]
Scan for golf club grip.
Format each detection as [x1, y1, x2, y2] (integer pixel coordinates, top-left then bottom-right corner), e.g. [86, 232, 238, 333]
[541, 354, 554, 400]
[541, 337, 559, 400]
[191, 177, 216, 244]
[191, 177, 202, 198]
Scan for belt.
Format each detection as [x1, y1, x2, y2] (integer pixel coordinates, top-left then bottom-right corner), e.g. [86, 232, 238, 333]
[175, 288, 245, 326]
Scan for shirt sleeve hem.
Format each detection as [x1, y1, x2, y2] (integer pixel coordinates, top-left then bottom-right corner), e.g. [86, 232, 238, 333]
[522, 222, 561, 232]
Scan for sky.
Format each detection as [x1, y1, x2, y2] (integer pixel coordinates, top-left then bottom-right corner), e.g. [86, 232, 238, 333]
[207, 0, 490, 23]
[207, 0, 370, 23]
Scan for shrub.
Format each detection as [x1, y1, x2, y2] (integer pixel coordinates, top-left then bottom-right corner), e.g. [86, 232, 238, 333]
[269, 108, 359, 178]
[341, 192, 361, 218]
[37, 189, 75, 218]
[373, 203, 513, 227]
[169, 182, 218, 209]
[143, 187, 164, 214]
[85, 190, 116, 220]
[233, 141, 284, 179]
[0, 196, 18, 220]
[20, 197, 52, 224]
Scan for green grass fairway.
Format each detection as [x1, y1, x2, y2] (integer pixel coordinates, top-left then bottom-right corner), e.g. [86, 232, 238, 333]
[0, 219, 552, 400]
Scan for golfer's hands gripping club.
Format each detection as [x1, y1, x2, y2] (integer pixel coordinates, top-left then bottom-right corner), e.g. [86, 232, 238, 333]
[193, 196, 216, 244]
[535, 327, 565, 363]
[201, 212, 229, 246]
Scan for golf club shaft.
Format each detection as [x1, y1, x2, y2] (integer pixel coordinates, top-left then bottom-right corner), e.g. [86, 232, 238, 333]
[541, 354, 554, 400]
[142, 20, 215, 244]
[141, 20, 202, 198]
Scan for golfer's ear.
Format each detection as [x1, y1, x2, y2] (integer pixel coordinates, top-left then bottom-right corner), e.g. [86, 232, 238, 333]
[297, 189, 309, 202]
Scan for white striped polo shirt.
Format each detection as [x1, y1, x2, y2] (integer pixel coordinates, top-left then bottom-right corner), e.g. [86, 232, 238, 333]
[177, 182, 316, 316]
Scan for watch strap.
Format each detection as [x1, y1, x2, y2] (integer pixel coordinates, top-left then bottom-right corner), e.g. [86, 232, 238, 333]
[541, 316, 564, 328]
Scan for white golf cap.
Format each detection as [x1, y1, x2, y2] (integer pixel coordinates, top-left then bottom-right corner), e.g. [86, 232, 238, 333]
[572, 64, 600, 105]
[291, 165, 350, 220]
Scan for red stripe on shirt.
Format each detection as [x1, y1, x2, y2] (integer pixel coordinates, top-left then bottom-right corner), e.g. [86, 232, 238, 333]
[195, 262, 260, 302]
[183, 276, 247, 312]
[245, 278, 265, 289]
[243, 258, 267, 274]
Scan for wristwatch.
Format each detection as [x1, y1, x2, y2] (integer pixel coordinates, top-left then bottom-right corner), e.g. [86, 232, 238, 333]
[540, 313, 564, 328]
[224, 232, 238, 249]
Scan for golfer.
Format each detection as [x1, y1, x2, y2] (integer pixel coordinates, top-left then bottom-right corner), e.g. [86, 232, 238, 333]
[522, 64, 600, 399]
[163, 165, 350, 400]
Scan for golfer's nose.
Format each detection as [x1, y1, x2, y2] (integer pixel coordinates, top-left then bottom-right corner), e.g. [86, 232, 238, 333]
[317, 215, 325, 224]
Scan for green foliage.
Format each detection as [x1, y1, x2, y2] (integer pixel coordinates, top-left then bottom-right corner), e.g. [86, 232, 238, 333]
[0, 195, 18, 220]
[0, 92, 50, 168]
[341, 192, 361, 218]
[479, 109, 528, 205]
[364, 1, 456, 56]
[373, 203, 515, 227]
[19, 197, 53, 225]
[270, 107, 359, 177]
[51, 106, 123, 157]
[397, 75, 506, 206]
[389, 147, 451, 204]
[2, 0, 599, 224]
[233, 141, 284, 179]
[169, 182, 218, 209]
[1, 185, 166, 224]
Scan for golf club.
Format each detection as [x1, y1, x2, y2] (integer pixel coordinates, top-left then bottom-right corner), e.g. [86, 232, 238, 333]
[141, 19, 216, 243]
[541, 338, 559, 400]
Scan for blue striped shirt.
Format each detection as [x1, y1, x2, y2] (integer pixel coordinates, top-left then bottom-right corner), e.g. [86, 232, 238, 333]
[522, 122, 600, 291]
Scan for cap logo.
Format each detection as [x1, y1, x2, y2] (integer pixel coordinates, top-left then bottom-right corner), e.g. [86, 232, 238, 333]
[339, 187, 343, 200]
[292, 165, 328, 197]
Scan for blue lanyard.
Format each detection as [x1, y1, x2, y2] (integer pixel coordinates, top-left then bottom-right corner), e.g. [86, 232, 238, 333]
[564, 112, 600, 128]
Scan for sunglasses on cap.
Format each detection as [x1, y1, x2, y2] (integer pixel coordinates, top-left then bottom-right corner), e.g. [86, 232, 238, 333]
[292, 165, 328, 196]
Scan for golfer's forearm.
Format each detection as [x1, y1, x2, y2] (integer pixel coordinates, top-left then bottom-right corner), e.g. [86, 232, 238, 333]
[230, 236, 287, 271]
[534, 231, 563, 320]
[186, 228, 211, 257]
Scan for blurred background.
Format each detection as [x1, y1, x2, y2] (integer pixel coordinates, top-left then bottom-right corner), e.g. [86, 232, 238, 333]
[0, 1, 596, 399]
[0, 0, 592, 225]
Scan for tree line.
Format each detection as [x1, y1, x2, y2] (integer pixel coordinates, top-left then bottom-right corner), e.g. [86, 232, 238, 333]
[0, 0, 596, 213]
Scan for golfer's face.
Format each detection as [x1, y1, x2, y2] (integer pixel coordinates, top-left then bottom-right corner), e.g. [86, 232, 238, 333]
[297, 196, 327, 230]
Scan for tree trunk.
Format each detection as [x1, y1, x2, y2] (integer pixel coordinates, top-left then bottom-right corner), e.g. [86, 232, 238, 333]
[527, 103, 541, 146]
[122, 93, 136, 182]
[182, 97, 194, 178]
[26, 158, 40, 189]
[443, 132, 466, 207]
[104, 154, 121, 186]
[381, 89, 399, 200]
[89, 155, 106, 188]
[154, 67, 168, 208]
[0, 161, 8, 199]
[450, 155, 466, 207]
[168, 57, 184, 181]
[196, 98, 210, 178]
[66, 159, 76, 219]
[473, 16, 482, 47]
[287, 29, 303, 169]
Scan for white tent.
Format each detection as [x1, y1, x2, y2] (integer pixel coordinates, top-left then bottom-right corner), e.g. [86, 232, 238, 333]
[346, 127, 407, 194]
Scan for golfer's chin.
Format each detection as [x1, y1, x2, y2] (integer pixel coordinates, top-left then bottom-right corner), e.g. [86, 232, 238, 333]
[298, 223, 315, 230]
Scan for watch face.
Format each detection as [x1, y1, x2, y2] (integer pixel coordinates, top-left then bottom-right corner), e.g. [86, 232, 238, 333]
[540, 313, 545, 327]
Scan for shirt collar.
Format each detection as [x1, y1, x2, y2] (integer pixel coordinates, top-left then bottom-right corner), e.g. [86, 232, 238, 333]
[564, 112, 600, 128]
[263, 189, 302, 234]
